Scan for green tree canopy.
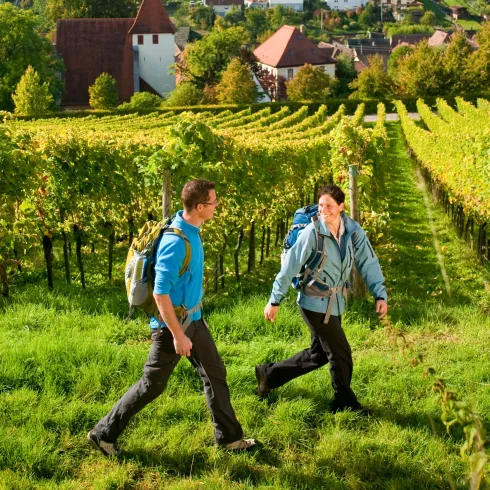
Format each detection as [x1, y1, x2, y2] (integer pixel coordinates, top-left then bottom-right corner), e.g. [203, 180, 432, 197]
[286, 64, 336, 102]
[216, 58, 258, 104]
[387, 45, 414, 74]
[334, 53, 358, 98]
[466, 22, 490, 92]
[349, 54, 393, 99]
[41, 0, 138, 27]
[245, 7, 268, 41]
[12, 65, 53, 116]
[359, 2, 376, 28]
[165, 82, 205, 107]
[420, 10, 436, 26]
[443, 32, 473, 95]
[88, 73, 119, 109]
[180, 26, 250, 86]
[0, 3, 63, 111]
[392, 40, 446, 97]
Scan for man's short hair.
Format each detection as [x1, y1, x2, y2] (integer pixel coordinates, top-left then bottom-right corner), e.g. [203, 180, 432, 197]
[181, 179, 216, 211]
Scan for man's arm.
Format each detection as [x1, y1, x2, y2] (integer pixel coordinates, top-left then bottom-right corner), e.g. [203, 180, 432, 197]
[154, 293, 193, 356]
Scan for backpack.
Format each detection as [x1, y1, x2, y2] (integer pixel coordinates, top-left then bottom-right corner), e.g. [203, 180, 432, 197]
[125, 217, 191, 319]
[282, 204, 327, 291]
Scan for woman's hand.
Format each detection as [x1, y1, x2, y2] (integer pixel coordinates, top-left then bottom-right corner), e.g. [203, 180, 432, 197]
[376, 300, 388, 319]
[264, 304, 279, 322]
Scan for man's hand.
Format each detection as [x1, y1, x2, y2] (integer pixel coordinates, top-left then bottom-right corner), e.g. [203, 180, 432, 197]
[173, 333, 193, 357]
[376, 300, 388, 319]
[264, 304, 279, 322]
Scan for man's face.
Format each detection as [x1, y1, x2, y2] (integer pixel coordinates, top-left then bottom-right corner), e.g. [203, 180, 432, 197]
[197, 189, 219, 221]
[318, 194, 343, 225]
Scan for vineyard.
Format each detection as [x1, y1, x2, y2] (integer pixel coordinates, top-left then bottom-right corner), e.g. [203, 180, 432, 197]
[0, 102, 386, 295]
[1, 102, 490, 489]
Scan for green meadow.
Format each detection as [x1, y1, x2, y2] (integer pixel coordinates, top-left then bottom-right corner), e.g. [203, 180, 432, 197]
[1, 123, 489, 489]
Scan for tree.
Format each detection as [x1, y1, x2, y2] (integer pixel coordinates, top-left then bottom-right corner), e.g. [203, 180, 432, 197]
[88, 73, 119, 109]
[223, 6, 243, 26]
[216, 58, 258, 104]
[286, 64, 336, 102]
[443, 32, 473, 95]
[190, 5, 216, 29]
[392, 40, 447, 97]
[42, 0, 138, 27]
[245, 7, 268, 41]
[349, 54, 393, 99]
[334, 53, 358, 98]
[466, 22, 490, 92]
[359, 2, 376, 28]
[12, 65, 53, 116]
[179, 26, 250, 86]
[387, 45, 414, 74]
[0, 3, 63, 111]
[420, 10, 436, 26]
[165, 82, 204, 106]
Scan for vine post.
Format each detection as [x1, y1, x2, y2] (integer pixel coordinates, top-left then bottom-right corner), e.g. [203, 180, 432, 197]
[162, 169, 172, 219]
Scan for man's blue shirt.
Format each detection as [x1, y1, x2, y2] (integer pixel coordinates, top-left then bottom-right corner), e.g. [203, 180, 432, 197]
[150, 211, 204, 329]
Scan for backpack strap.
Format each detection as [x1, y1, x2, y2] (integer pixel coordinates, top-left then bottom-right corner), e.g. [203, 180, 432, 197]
[162, 227, 192, 276]
[300, 216, 328, 286]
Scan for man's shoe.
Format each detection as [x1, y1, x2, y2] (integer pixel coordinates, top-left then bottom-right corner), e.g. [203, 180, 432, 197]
[255, 364, 270, 399]
[87, 430, 120, 457]
[224, 438, 260, 452]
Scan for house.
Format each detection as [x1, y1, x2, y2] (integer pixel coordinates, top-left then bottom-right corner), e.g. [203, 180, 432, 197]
[325, 0, 365, 11]
[55, 0, 176, 105]
[428, 30, 451, 46]
[244, 0, 268, 7]
[269, 0, 304, 11]
[390, 33, 432, 48]
[204, 0, 244, 16]
[254, 25, 336, 81]
[449, 5, 469, 20]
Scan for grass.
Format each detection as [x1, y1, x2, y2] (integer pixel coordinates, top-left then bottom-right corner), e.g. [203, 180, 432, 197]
[1, 122, 490, 488]
[456, 19, 483, 29]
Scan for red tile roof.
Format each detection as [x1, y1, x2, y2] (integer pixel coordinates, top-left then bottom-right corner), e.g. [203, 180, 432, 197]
[254, 25, 336, 68]
[128, 0, 176, 34]
[56, 19, 134, 104]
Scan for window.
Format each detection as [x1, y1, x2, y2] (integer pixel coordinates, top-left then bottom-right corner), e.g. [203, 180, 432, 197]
[318, 65, 325, 71]
[153, 34, 159, 44]
[138, 35, 144, 45]
[287, 68, 294, 79]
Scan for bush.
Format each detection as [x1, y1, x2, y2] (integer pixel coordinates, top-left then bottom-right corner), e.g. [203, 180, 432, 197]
[117, 92, 163, 110]
[12, 65, 53, 116]
[165, 82, 204, 107]
[88, 73, 119, 110]
[350, 21, 359, 29]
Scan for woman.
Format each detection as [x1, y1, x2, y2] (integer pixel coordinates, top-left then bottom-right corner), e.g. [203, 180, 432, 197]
[258, 184, 388, 413]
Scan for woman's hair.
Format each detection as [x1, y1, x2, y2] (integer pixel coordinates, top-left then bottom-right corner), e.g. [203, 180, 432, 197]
[318, 184, 345, 205]
[181, 179, 215, 211]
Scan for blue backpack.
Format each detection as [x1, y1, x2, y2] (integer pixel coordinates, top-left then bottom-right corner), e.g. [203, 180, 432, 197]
[282, 204, 331, 291]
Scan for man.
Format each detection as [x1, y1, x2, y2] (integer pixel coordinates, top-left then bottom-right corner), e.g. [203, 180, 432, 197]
[88, 179, 258, 455]
[258, 185, 388, 413]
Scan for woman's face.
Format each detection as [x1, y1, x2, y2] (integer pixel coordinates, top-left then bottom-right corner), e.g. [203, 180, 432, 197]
[318, 193, 344, 225]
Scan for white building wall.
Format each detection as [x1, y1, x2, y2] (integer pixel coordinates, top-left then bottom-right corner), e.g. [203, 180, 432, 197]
[269, 0, 304, 10]
[325, 0, 365, 10]
[132, 33, 176, 95]
[260, 63, 336, 80]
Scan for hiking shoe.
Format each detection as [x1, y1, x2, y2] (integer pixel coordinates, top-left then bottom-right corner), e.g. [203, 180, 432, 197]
[255, 364, 270, 399]
[87, 430, 120, 457]
[224, 438, 260, 452]
[331, 401, 372, 417]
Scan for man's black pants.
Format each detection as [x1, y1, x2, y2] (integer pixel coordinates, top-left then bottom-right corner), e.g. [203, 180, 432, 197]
[93, 319, 243, 445]
[262, 308, 359, 407]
